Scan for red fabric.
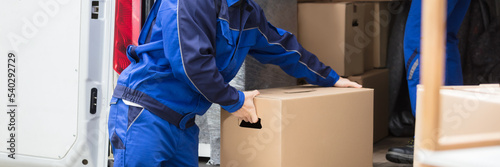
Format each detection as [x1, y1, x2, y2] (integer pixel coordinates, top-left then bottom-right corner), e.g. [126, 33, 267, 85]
[113, 0, 141, 74]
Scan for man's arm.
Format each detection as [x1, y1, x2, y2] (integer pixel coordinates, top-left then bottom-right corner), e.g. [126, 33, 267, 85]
[248, 4, 360, 88]
[160, 0, 245, 112]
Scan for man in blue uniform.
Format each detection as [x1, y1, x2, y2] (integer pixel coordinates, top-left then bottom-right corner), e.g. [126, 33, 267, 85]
[108, 0, 361, 166]
[386, 0, 470, 164]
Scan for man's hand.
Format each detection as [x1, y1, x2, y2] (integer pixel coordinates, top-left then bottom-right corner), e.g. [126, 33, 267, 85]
[334, 77, 362, 88]
[231, 90, 260, 123]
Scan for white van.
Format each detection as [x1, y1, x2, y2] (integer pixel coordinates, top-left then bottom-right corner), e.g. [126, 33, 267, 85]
[0, 0, 154, 166]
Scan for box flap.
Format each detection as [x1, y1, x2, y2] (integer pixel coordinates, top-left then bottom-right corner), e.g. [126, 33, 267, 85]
[256, 85, 373, 100]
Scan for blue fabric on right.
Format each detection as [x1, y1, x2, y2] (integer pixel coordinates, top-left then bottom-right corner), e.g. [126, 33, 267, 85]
[403, 0, 471, 116]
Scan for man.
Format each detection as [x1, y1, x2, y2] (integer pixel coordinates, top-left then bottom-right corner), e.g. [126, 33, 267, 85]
[108, 0, 361, 166]
[386, 0, 471, 164]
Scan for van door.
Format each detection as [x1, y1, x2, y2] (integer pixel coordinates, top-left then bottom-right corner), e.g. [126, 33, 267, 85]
[0, 0, 115, 166]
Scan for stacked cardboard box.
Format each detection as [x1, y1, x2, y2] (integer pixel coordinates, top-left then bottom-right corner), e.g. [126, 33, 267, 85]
[360, 2, 390, 70]
[299, 2, 391, 142]
[372, 2, 390, 68]
[298, 2, 390, 72]
[348, 69, 389, 143]
[414, 84, 500, 166]
[416, 84, 500, 148]
[298, 2, 365, 76]
[298, 2, 389, 74]
[221, 85, 373, 167]
[362, 2, 375, 71]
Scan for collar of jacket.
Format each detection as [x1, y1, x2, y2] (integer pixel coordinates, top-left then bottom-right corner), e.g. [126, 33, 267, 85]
[227, 0, 246, 7]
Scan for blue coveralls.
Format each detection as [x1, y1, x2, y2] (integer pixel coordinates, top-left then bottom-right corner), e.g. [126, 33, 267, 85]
[108, 0, 340, 166]
[404, 0, 470, 116]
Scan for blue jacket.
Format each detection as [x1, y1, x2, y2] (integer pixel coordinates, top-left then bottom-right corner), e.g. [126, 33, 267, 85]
[114, 0, 340, 121]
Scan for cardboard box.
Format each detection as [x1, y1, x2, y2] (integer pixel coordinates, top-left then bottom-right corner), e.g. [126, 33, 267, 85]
[362, 3, 375, 72]
[416, 84, 500, 149]
[372, 2, 390, 68]
[362, 2, 390, 70]
[221, 85, 373, 167]
[348, 69, 389, 143]
[298, 3, 366, 76]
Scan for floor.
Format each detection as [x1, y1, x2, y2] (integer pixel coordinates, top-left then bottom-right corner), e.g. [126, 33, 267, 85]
[198, 136, 413, 167]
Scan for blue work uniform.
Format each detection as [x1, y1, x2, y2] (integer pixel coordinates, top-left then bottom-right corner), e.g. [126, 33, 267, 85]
[108, 0, 340, 166]
[404, 0, 470, 116]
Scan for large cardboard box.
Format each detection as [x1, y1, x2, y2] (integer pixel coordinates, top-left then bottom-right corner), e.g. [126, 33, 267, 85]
[298, 3, 366, 76]
[416, 84, 500, 149]
[362, 2, 390, 70]
[362, 2, 375, 72]
[221, 85, 373, 167]
[348, 69, 389, 143]
[372, 2, 390, 68]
